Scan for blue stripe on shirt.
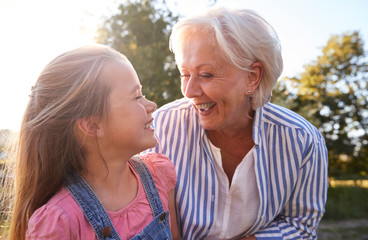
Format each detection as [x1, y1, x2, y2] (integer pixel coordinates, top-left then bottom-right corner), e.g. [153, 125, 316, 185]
[145, 98, 328, 240]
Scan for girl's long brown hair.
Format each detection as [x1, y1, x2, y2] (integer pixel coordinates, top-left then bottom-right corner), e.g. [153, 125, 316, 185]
[8, 45, 128, 240]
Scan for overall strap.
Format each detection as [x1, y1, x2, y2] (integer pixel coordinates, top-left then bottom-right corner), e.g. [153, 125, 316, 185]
[129, 156, 164, 217]
[66, 175, 121, 240]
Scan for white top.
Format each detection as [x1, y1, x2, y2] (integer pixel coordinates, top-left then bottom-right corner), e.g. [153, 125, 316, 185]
[207, 136, 260, 239]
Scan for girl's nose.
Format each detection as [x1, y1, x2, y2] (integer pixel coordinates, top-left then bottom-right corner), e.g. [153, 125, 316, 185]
[146, 99, 157, 113]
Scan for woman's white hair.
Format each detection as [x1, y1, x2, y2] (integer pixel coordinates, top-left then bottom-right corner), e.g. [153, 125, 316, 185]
[170, 7, 283, 109]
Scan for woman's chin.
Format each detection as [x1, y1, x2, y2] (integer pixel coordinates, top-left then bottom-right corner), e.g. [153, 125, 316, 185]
[199, 119, 218, 131]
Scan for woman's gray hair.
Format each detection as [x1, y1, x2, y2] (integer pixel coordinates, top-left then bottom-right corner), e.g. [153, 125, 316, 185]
[170, 7, 283, 109]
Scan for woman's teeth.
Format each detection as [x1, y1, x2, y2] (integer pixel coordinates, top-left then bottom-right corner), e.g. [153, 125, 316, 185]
[145, 123, 152, 128]
[196, 102, 216, 111]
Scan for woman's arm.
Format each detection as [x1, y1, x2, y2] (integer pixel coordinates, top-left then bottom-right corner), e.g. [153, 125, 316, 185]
[250, 136, 329, 240]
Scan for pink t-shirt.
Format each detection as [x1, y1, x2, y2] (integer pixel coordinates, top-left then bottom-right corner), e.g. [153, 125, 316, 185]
[26, 153, 177, 240]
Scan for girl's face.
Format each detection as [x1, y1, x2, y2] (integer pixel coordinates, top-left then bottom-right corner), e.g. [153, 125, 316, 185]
[176, 31, 252, 134]
[99, 60, 157, 156]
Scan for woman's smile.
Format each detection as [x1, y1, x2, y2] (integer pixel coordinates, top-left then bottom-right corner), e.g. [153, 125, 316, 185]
[195, 102, 216, 113]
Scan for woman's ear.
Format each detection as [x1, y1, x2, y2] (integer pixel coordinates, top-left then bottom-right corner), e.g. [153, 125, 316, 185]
[76, 117, 104, 138]
[246, 61, 264, 95]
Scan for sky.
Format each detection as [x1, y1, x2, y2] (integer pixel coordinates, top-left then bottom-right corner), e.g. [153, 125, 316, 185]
[0, 0, 367, 130]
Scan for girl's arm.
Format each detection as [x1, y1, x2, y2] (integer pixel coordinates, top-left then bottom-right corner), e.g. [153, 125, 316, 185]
[168, 189, 180, 240]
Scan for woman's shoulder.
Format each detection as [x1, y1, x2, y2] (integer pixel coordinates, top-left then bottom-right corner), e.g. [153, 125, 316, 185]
[261, 102, 322, 136]
[154, 98, 193, 115]
[138, 153, 177, 190]
[152, 98, 200, 134]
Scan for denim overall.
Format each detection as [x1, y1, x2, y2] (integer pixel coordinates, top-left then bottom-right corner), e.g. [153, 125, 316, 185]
[66, 157, 173, 240]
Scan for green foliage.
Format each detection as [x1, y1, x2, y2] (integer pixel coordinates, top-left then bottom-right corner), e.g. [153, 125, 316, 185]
[272, 32, 368, 178]
[324, 186, 368, 220]
[96, 0, 182, 107]
[96, 2, 368, 178]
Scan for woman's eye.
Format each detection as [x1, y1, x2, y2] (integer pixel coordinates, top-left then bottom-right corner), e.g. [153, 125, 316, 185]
[180, 74, 190, 80]
[200, 73, 213, 78]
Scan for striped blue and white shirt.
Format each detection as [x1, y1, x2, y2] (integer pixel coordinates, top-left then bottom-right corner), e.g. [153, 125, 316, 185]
[146, 98, 328, 240]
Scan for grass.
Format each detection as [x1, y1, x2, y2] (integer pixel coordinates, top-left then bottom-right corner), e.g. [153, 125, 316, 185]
[317, 219, 368, 240]
[323, 186, 368, 220]
[316, 184, 368, 240]
[0, 221, 9, 240]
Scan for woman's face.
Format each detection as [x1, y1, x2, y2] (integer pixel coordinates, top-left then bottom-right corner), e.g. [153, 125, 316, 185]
[176, 31, 252, 133]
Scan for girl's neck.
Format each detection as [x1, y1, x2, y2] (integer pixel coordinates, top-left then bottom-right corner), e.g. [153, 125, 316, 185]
[82, 155, 138, 212]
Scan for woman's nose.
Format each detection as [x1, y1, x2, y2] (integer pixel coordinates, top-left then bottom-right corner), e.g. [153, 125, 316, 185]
[182, 76, 202, 98]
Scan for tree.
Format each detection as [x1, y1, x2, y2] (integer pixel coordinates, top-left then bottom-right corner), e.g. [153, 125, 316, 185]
[272, 32, 368, 177]
[96, 0, 182, 107]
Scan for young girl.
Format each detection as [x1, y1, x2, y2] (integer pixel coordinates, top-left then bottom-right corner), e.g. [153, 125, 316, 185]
[9, 44, 179, 240]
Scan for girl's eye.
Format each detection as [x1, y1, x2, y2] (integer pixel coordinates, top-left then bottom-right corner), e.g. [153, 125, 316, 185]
[135, 95, 145, 100]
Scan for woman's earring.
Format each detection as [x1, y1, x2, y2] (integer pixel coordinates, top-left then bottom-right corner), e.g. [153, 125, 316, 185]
[247, 89, 252, 94]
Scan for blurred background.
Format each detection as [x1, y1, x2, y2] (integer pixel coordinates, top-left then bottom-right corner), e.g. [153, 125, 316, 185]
[1, 0, 368, 239]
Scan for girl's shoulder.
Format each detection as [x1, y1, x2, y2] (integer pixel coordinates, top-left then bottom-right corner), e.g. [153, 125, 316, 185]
[26, 188, 85, 239]
[138, 153, 177, 190]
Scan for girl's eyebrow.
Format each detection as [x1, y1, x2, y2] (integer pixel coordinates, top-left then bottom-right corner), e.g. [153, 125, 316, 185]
[129, 84, 142, 94]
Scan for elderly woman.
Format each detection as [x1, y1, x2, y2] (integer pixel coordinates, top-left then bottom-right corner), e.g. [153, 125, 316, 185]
[147, 7, 328, 240]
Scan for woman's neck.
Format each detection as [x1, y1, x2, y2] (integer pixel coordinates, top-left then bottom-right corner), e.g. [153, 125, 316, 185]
[207, 113, 254, 147]
[206, 120, 255, 184]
